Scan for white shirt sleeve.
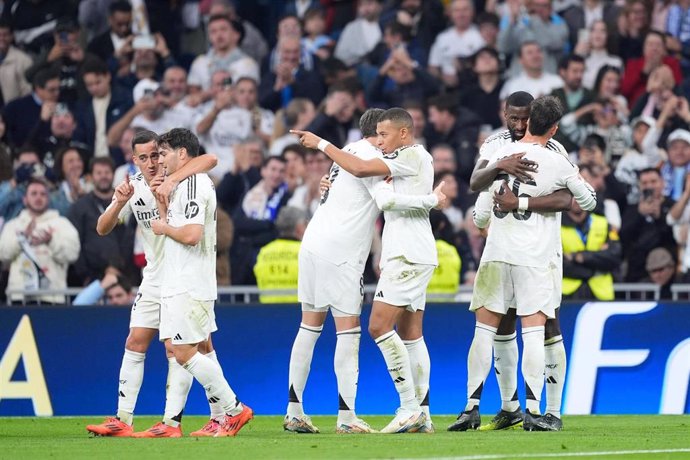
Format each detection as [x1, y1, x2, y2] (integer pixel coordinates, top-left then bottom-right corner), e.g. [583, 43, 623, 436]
[473, 191, 493, 229]
[371, 179, 438, 211]
[381, 147, 419, 178]
[178, 176, 208, 226]
[559, 161, 597, 211]
[187, 56, 206, 88]
[116, 197, 133, 221]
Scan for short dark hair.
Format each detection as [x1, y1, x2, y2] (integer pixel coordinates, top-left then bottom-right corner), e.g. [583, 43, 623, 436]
[159, 128, 200, 157]
[427, 94, 457, 116]
[473, 46, 499, 65]
[81, 57, 109, 76]
[0, 18, 13, 32]
[90, 156, 115, 173]
[234, 76, 257, 88]
[32, 67, 60, 89]
[505, 91, 534, 108]
[434, 169, 455, 186]
[281, 143, 307, 160]
[558, 53, 586, 72]
[378, 107, 414, 130]
[519, 40, 541, 57]
[26, 177, 50, 192]
[131, 129, 159, 152]
[528, 96, 563, 136]
[637, 167, 661, 179]
[384, 20, 412, 41]
[303, 6, 325, 22]
[582, 133, 606, 152]
[109, 0, 132, 14]
[477, 12, 499, 27]
[106, 275, 133, 297]
[208, 14, 245, 43]
[359, 108, 385, 137]
[262, 155, 287, 168]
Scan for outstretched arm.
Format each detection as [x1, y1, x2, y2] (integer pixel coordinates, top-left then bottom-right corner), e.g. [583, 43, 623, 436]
[97, 176, 134, 235]
[291, 129, 390, 178]
[373, 180, 446, 211]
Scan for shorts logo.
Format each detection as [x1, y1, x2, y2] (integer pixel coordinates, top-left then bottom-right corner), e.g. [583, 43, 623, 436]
[184, 201, 199, 219]
[375, 290, 384, 298]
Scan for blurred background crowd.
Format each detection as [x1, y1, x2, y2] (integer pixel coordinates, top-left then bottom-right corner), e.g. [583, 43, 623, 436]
[1, 0, 690, 304]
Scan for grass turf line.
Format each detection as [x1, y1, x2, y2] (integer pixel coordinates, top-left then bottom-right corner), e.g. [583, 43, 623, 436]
[0, 415, 688, 459]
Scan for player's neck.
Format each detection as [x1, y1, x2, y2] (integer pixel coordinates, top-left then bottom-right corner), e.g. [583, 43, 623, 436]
[520, 133, 549, 146]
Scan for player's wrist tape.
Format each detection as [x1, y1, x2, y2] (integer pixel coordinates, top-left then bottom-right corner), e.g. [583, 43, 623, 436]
[518, 197, 529, 212]
[317, 139, 331, 152]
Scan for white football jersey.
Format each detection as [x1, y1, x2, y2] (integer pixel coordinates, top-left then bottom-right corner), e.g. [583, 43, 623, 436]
[116, 172, 163, 296]
[478, 129, 568, 164]
[474, 142, 596, 269]
[380, 144, 437, 266]
[301, 139, 384, 266]
[162, 173, 217, 300]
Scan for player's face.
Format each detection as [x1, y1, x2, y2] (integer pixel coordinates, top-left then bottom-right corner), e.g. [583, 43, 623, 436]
[158, 145, 180, 175]
[505, 106, 530, 140]
[132, 140, 161, 181]
[376, 120, 406, 154]
[23, 182, 49, 214]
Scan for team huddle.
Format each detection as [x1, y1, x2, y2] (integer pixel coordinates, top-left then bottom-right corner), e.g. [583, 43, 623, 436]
[86, 92, 594, 437]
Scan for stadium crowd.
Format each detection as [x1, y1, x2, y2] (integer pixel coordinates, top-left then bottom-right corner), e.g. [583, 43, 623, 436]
[1, 0, 690, 304]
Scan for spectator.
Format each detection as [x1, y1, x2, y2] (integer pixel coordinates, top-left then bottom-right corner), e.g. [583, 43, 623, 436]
[643, 247, 678, 299]
[592, 64, 630, 120]
[195, 71, 253, 180]
[74, 58, 133, 161]
[283, 0, 320, 20]
[561, 199, 621, 301]
[0, 19, 33, 109]
[379, 0, 447, 56]
[552, 54, 596, 151]
[4, 66, 60, 149]
[281, 144, 308, 194]
[154, 66, 197, 132]
[455, 205, 485, 285]
[434, 170, 463, 233]
[51, 147, 92, 216]
[0, 147, 49, 222]
[27, 103, 89, 171]
[85, 0, 133, 64]
[304, 82, 357, 149]
[189, 14, 259, 97]
[424, 94, 481, 183]
[259, 36, 326, 111]
[476, 12, 500, 49]
[458, 47, 504, 129]
[621, 30, 682, 107]
[620, 167, 677, 281]
[612, 0, 651, 62]
[365, 20, 424, 70]
[403, 100, 427, 145]
[253, 206, 307, 303]
[231, 156, 290, 285]
[431, 144, 457, 175]
[233, 76, 276, 146]
[497, 0, 569, 77]
[562, 0, 620, 48]
[368, 45, 440, 109]
[0, 114, 10, 183]
[0, 0, 73, 55]
[73, 267, 135, 306]
[334, 0, 383, 66]
[427, 209, 462, 302]
[500, 41, 564, 99]
[301, 7, 334, 61]
[0, 178, 80, 304]
[68, 157, 136, 286]
[288, 148, 332, 217]
[428, 0, 485, 88]
[579, 163, 622, 231]
[216, 137, 264, 215]
[209, 0, 269, 64]
[113, 127, 138, 186]
[269, 98, 316, 156]
[111, 32, 177, 94]
[666, 0, 690, 73]
[573, 20, 624, 90]
[660, 129, 690, 201]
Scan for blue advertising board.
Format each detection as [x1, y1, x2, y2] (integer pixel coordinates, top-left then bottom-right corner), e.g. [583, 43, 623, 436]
[0, 302, 688, 416]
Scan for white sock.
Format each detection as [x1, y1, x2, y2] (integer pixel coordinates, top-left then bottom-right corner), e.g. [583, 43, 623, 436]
[375, 330, 419, 411]
[522, 325, 546, 415]
[205, 350, 226, 421]
[116, 349, 145, 425]
[163, 357, 193, 427]
[403, 336, 431, 421]
[335, 326, 361, 424]
[494, 333, 520, 412]
[544, 335, 566, 419]
[466, 322, 497, 411]
[287, 323, 322, 417]
[182, 352, 241, 416]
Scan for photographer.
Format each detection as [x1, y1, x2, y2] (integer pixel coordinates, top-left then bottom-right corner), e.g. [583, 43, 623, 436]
[620, 168, 677, 282]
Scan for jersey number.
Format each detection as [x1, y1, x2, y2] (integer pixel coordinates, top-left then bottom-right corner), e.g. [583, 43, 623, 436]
[320, 165, 340, 204]
[493, 178, 536, 221]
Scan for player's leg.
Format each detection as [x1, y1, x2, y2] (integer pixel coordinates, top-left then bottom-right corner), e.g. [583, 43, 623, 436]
[479, 309, 523, 431]
[332, 313, 374, 433]
[398, 310, 433, 432]
[542, 311, 565, 431]
[190, 335, 227, 436]
[520, 311, 548, 431]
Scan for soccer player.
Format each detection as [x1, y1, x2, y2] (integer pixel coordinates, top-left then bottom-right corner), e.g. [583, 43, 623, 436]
[454, 91, 572, 432]
[293, 107, 439, 433]
[86, 130, 219, 437]
[286, 109, 445, 434]
[459, 96, 596, 432]
[151, 128, 252, 437]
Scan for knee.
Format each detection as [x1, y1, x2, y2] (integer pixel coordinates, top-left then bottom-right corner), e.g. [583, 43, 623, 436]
[398, 325, 421, 341]
[125, 333, 151, 353]
[368, 322, 389, 340]
[544, 318, 561, 340]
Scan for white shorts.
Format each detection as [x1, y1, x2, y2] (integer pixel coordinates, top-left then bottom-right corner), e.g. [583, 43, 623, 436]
[374, 256, 436, 312]
[470, 261, 558, 318]
[298, 248, 364, 317]
[159, 292, 218, 344]
[129, 289, 161, 330]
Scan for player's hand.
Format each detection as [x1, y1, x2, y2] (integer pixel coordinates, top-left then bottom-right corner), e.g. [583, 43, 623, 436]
[319, 174, 331, 193]
[114, 175, 135, 204]
[493, 180, 518, 212]
[290, 129, 322, 150]
[433, 181, 448, 209]
[149, 171, 165, 194]
[154, 176, 178, 207]
[497, 153, 537, 182]
[150, 219, 167, 235]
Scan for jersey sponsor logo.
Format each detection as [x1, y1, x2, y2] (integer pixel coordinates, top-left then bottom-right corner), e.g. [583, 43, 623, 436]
[135, 208, 160, 228]
[184, 201, 200, 219]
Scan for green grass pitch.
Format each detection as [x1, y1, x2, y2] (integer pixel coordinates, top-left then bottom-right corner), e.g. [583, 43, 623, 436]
[1, 415, 689, 459]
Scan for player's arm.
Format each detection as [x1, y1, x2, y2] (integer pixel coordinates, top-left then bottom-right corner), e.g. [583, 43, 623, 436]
[472, 191, 493, 229]
[372, 179, 446, 212]
[152, 222, 203, 246]
[291, 129, 390, 177]
[97, 176, 134, 235]
[493, 181, 573, 213]
[564, 171, 597, 211]
[154, 154, 219, 206]
[469, 153, 538, 192]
